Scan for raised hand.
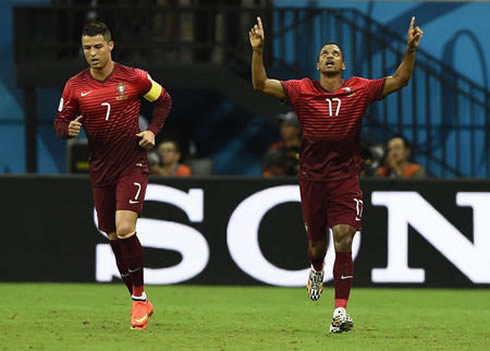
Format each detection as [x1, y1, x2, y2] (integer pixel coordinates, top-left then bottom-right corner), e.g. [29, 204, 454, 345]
[249, 17, 265, 49]
[136, 130, 155, 151]
[68, 115, 83, 137]
[407, 16, 423, 51]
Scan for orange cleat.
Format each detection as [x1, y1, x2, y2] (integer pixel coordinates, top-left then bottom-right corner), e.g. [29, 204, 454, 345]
[130, 300, 154, 330]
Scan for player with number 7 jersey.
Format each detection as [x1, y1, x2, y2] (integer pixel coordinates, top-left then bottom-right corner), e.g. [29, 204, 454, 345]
[54, 21, 172, 331]
[54, 56, 169, 187]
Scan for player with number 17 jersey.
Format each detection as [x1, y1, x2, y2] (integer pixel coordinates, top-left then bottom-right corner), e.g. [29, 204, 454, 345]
[249, 15, 423, 333]
[54, 63, 168, 187]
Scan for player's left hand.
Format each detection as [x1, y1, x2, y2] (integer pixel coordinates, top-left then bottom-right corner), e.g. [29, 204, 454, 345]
[407, 16, 423, 51]
[136, 130, 155, 151]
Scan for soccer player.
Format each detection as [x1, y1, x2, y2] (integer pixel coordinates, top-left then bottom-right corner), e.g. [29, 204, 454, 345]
[54, 21, 172, 330]
[249, 17, 423, 333]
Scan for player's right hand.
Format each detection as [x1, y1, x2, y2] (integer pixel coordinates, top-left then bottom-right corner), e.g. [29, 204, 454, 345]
[68, 115, 83, 137]
[249, 17, 265, 49]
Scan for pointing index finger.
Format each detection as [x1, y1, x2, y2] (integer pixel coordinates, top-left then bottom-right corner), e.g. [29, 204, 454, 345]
[410, 16, 415, 30]
[257, 17, 263, 30]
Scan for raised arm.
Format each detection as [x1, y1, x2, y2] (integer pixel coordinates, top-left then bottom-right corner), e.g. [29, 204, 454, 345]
[382, 17, 424, 98]
[249, 17, 286, 100]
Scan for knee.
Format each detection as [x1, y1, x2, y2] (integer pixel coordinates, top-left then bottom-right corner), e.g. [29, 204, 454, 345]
[116, 224, 135, 239]
[333, 225, 356, 251]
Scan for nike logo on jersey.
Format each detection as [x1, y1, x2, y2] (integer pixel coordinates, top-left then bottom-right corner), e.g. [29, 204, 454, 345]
[129, 200, 140, 204]
[80, 91, 92, 96]
[128, 267, 142, 273]
[341, 275, 353, 280]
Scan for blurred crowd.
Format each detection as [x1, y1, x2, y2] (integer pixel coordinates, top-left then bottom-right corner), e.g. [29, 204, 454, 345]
[134, 110, 427, 179]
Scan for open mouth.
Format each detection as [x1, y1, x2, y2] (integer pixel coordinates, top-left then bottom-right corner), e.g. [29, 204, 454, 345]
[91, 58, 100, 65]
[326, 61, 335, 67]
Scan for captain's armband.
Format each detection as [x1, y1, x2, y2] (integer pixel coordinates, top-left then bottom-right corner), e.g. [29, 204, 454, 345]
[143, 78, 163, 102]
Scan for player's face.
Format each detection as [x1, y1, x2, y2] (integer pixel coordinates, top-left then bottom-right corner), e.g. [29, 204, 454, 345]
[82, 35, 114, 70]
[316, 44, 345, 74]
[388, 138, 409, 163]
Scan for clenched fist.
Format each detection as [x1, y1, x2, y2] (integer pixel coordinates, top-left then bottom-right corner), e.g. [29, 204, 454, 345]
[68, 115, 83, 137]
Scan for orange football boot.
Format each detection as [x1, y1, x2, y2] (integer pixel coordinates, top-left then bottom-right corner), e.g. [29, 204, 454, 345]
[130, 300, 154, 330]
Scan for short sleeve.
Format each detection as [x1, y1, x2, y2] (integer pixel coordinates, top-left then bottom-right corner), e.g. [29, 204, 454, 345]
[134, 68, 153, 97]
[365, 77, 386, 103]
[281, 79, 305, 105]
[54, 80, 80, 138]
[56, 81, 79, 120]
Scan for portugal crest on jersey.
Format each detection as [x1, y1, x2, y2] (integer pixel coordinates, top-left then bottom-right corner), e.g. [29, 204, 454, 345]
[116, 82, 128, 100]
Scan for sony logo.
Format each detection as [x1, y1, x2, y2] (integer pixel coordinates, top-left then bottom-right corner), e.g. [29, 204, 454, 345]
[93, 186, 490, 285]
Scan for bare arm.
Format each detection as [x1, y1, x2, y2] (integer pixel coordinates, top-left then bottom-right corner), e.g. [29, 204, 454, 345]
[249, 17, 286, 100]
[382, 16, 424, 98]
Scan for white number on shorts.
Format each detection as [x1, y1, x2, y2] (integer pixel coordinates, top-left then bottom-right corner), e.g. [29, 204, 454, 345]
[129, 182, 142, 204]
[133, 182, 141, 200]
[354, 198, 363, 221]
[325, 98, 341, 117]
[101, 102, 111, 121]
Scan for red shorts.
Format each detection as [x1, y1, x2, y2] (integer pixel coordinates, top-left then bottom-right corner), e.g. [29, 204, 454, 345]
[299, 176, 363, 242]
[92, 166, 149, 233]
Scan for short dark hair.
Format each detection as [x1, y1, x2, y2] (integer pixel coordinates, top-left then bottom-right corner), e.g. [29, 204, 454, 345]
[160, 139, 181, 153]
[82, 21, 112, 42]
[317, 42, 344, 62]
[389, 134, 411, 149]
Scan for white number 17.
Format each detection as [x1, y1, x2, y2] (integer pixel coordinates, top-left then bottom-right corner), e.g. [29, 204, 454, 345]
[326, 98, 341, 117]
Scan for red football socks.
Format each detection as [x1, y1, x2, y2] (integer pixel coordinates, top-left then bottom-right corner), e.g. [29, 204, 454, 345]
[333, 251, 354, 308]
[118, 233, 145, 299]
[109, 239, 132, 294]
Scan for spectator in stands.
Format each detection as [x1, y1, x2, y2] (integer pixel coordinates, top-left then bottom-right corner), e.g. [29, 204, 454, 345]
[263, 149, 289, 176]
[377, 134, 426, 178]
[264, 111, 301, 176]
[150, 140, 192, 176]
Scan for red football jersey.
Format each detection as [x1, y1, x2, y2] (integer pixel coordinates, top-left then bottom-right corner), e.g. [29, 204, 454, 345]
[281, 77, 386, 181]
[54, 63, 163, 186]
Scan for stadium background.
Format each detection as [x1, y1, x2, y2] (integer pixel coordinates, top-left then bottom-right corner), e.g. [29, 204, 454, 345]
[1, 1, 489, 350]
[1, 0, 490, 176]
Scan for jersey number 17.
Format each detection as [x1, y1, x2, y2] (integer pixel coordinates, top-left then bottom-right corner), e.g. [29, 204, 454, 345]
[325, 98, 341, 117]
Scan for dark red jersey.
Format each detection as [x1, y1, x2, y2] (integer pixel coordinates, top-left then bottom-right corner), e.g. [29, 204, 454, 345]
[281, 77, 385, 181]
[54, 63, 166, 186]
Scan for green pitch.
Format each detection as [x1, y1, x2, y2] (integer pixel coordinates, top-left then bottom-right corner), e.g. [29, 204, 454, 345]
[0, 284, 488, 350]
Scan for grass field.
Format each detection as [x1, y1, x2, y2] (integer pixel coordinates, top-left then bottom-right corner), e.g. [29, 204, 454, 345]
[0, 284, 488, 351]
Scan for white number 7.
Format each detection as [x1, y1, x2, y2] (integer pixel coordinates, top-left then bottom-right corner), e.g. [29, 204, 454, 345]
[101, 102, 111, 121]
